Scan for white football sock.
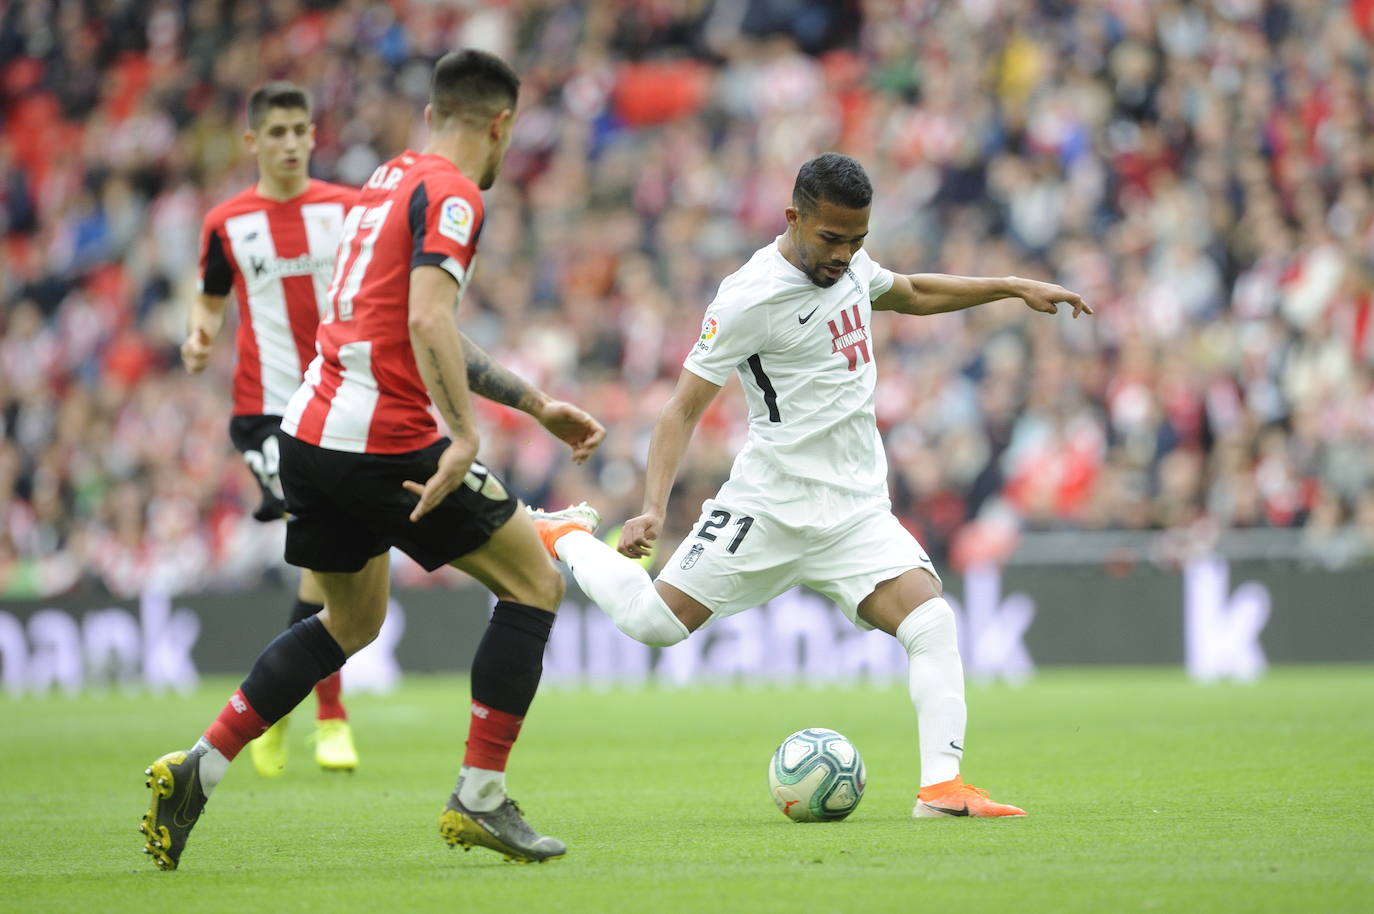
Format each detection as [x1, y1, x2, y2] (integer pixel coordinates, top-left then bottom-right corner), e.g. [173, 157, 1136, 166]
[895, 597, 967, 788]
[193, 737, 230, 796]
[554, 530, 690, 647]
[458, 766, 506, 812]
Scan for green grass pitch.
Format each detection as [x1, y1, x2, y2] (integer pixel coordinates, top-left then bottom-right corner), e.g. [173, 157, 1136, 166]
[2, 667, 1371, 913]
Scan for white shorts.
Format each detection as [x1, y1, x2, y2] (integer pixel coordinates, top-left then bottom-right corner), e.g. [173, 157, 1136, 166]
[656, 461, 939, 631]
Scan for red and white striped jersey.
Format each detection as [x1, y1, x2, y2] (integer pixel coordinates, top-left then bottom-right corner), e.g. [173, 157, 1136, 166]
[199, 180, 359, 416]
[281, 151, 484, 454]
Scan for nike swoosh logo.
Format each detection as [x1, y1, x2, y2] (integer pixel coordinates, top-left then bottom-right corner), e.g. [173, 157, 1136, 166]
[924, 804, 970, 817]
[949, 741, 964, 752]
[171, 771, 202, 829]
[798, 307, 819, 325]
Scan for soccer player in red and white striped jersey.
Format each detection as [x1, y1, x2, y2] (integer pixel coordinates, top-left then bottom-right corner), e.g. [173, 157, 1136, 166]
[179, 82, 360, 778]
[143, 52, 604, 871]
[280, 149, 482, 453]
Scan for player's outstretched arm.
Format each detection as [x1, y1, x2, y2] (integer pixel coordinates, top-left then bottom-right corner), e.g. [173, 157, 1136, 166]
[873, 274, 1092, 319]
[403, 265, 481, 521]
[619, 369, 721, 559]
[180, 293, 228, 373]
[458, 333, 605, 464]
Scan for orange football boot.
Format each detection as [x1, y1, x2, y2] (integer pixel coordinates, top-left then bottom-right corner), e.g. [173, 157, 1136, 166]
[913, 775, 1027, 818]
[527, 503, 601, 560]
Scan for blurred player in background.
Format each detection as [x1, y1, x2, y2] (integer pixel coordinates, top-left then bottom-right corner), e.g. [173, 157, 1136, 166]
[142, 48, 604, 871]
[180, 81, 360, 777]
[534, 153, 1092, 820]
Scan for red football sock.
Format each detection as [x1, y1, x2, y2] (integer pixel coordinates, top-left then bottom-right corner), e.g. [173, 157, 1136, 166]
[203, 688, 269, 761]
[314, 671, 346, 721]
[463, 701, 524, 770]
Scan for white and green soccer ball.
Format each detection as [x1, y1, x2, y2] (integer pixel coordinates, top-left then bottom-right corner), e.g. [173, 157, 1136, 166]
[768, 728, 865, 822]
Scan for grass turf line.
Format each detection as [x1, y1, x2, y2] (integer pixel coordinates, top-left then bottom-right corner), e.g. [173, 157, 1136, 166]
[0, 667, 1370, 914]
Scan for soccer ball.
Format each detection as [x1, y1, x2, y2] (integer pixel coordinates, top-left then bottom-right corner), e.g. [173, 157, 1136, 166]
[768, 728, 865, 822]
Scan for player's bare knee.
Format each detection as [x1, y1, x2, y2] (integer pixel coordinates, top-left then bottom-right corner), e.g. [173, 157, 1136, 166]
[336, 621, 382, 656]
[498, 562, 564, 611]
[321, 607, 385, 655]
[537, 565, 567, 609]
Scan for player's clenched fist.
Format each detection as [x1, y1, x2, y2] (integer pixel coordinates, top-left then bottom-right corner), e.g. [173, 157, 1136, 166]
[618, 512, 663, 559]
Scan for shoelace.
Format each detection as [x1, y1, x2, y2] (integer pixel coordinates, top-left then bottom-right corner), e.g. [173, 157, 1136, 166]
[958, 783, 991, 799]
[499, 799, 545, 841]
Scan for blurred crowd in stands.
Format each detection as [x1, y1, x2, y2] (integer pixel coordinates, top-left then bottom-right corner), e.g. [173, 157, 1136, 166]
[3, 0, 1374, 599]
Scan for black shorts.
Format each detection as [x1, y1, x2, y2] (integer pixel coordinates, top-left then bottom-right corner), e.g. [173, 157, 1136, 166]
[228, 415, 288, 522]
[278, 433, 519, 573]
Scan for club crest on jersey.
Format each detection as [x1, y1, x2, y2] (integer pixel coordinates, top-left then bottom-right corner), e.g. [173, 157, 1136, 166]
[828, 304, 871, 371]
[439, 196, 474, 245]
[695, 315, 719, 354]
[680, 542, 705, 569]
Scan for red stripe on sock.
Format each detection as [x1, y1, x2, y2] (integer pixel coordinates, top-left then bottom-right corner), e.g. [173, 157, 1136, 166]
[314, 671, 346, 721]
[463, 701, 524, 771]
[203, 688, 269, 761]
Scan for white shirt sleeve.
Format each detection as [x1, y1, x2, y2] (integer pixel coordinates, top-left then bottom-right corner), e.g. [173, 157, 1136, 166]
[682, 289, 772, 386]
[863, 251, 896, 300]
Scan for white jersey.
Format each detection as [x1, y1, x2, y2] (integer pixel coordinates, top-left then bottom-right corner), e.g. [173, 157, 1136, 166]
[683, 238, 895, 495]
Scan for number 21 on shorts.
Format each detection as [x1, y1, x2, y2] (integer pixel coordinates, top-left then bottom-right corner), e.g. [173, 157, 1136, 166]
[696, 509, 754, 554]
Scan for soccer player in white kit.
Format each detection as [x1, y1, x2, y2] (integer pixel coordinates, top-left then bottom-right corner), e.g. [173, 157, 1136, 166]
[533, 153, 1092, 818]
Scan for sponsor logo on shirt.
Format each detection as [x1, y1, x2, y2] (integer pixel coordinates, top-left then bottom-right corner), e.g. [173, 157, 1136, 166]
[828, 304, 871, 371]
[694, 315, 719, 354]
[247, 252, 336, 283]
[438, 196, 474, 245]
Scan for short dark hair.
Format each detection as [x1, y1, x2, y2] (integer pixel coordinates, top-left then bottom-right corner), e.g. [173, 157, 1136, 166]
[247, 81, 311, 129]
[792, 153, 873, 214]
[431, 49, 520, 126]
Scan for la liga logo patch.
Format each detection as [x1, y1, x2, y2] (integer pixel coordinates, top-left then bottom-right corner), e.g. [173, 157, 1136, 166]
[695, 315, 719, 353]
[438, 196, 474, 245]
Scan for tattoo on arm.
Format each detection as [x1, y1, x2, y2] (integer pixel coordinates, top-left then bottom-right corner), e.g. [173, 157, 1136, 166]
[459, 333, 539, 412]
[425, 347, 471, 436]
